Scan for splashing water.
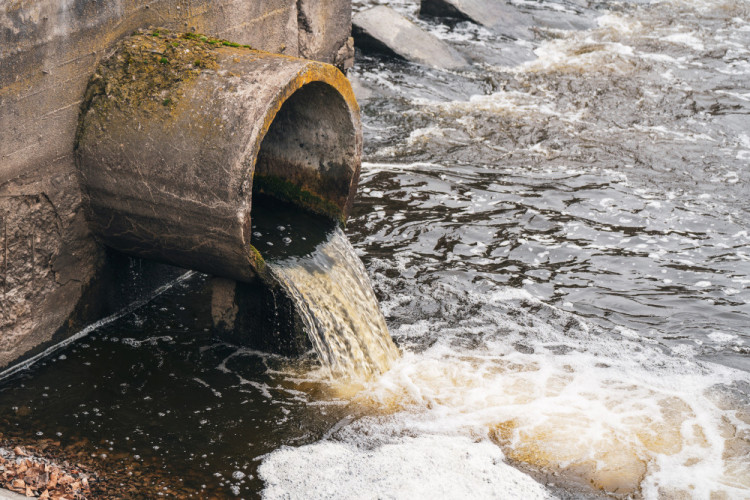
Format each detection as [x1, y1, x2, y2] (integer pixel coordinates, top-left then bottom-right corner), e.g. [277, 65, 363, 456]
[261, 288, 750, 499]
[250, 194, 399, 379]
[259, 0, 750, 496]
[267, 227, 399, 379]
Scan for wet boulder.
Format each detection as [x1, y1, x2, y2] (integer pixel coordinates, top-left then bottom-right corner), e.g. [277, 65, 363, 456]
[420, 0, 595, 35]
[353, 6, 467, 69]
[419, 0, 533, 39]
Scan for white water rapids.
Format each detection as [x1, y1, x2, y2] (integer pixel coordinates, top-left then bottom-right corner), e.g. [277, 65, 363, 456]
[258, 0, 750, 498]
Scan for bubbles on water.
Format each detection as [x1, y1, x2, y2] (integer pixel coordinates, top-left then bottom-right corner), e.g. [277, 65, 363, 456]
[287, 287, 750, 498]
[2, 0, 749, 498]
[260, 436, 553, 499]
[342, 10, 750, 481]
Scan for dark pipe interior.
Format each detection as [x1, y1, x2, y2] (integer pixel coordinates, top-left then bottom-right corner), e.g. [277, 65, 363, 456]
[253, 81, 357, 221]
[249, 193, 336, 260]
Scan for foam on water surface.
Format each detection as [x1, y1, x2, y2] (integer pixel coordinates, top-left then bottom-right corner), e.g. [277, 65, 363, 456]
[260, 436, 553, 499]
[261, 289, 750, 498]
[2, 0, 749, 497]
[260, 0, 750, 495]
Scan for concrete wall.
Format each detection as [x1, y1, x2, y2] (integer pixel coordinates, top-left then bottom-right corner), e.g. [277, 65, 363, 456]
[0, 0, 353, 369]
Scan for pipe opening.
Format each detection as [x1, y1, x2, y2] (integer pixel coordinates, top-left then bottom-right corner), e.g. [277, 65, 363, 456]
[77, 32, 361, 280]
[252, 81, 358, 222]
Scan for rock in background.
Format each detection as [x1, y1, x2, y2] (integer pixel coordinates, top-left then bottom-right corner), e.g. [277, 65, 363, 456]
[353, 6, 467, 69]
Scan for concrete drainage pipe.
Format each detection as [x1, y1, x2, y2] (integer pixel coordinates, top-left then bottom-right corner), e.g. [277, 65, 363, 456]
[75, 30, 361, 281]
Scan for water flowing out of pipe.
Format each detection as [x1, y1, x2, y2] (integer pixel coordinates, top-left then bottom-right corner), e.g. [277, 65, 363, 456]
[268, 227, 399, 379]
[251, 194, 399, 379]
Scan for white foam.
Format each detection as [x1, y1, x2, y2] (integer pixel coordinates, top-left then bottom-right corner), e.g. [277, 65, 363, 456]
[518, 37, 636, 75]
[259, 0, 750, 496]
[262, 287, 750, 498]
[259, 435, 553, 500]
[597, 13, 642, 34]
[361, 161, 446, 177]
[417, 89, 586, 124]
[708, 332, 738, 344]
[664, 32, 705, 52]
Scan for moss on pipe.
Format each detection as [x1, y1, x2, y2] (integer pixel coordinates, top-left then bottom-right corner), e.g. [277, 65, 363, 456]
[253, 174, 344, 222]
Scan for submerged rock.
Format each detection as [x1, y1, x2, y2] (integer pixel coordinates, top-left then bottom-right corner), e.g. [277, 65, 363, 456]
[353, 6, 467, 69]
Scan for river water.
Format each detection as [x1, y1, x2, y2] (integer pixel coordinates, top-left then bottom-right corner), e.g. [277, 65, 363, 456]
[1, 0, 750, 498]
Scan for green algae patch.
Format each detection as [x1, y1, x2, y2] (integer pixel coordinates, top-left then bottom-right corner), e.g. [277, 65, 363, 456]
[253, 174, 344, 222]
[79, 28, 220, 119]
[78, 28, 256, 120]
[248, 244, 266, 272]
[182, 32, 254, 49]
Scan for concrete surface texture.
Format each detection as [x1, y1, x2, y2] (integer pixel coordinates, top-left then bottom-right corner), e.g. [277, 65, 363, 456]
[353, 6, 467, 69]
[0, 0, 354, 370]
[77, 30, 361, 282]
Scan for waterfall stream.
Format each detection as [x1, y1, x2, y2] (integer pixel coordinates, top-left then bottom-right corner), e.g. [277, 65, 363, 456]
[267, 227, 399, 379]
[250, 193, 399, 378]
